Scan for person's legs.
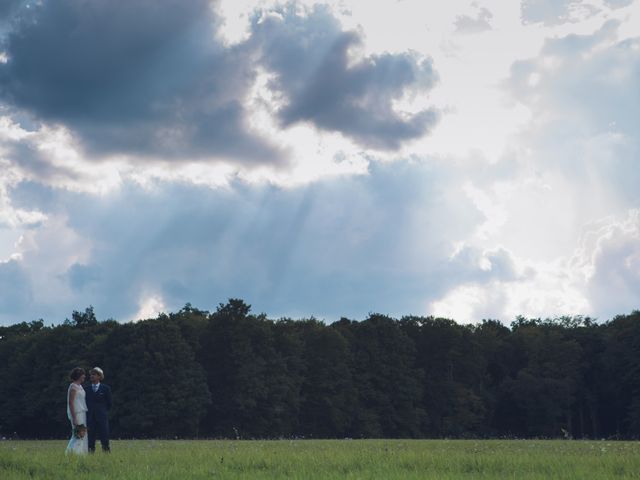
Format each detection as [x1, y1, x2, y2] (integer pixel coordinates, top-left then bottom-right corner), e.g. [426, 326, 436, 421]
[98, 416, 110, 452]
[87, 413, 96, 452]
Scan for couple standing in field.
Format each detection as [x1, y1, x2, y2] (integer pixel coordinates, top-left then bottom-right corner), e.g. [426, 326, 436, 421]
[66, 367, 112, 455]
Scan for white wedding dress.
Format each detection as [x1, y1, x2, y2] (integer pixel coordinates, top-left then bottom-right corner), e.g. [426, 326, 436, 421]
[65, 383, 88, 455]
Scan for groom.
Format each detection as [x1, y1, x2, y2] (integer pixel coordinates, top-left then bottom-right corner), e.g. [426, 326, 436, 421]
[85, 367, 112, 453]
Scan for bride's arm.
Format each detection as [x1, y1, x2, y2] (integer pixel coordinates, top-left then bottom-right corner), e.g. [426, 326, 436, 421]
[68, 386, 78, 426]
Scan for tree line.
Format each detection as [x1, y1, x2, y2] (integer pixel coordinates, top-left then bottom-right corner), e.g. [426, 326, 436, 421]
[0, 299, 638, 439]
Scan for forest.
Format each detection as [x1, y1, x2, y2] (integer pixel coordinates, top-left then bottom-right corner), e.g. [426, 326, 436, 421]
[0, 299, 638, 440]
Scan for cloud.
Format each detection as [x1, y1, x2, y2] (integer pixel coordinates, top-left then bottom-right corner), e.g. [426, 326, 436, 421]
[430, 261, 592, 323]
[249, 5, 440, 150]
[0, 160, 481, 324]
[428, 17, 640, 322]
[519, 0, 598, 26]
[0, 0, 23, 22]
[604, 0, 635, 8]
[0, 115, 127, 193]
[0, 0, 282, 164]
[582, 209, 640, 319]
[427, 245, 592, 324]
[508, 19, 640, 207]
[454, 4, 494, 34]
[445, 245, 522, 283]
[0, 183, 46, 229]
[0, 0, 441, 172]
[0, 258, 32, 314]
[66, 263, 101, 292]
[133, 294, 168, 322]
[0, 131, 48, 229]
[521, 0, 575, 25]
[1, 1, 637, 327]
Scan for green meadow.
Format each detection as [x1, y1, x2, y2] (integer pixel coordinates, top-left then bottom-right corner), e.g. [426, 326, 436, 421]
[1, 439, 639, 479]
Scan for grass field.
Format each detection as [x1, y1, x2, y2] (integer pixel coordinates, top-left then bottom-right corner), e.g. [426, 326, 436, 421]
[1, 439, 639, 479]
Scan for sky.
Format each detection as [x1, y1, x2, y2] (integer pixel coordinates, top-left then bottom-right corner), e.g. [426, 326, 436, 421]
[0, 0, 639, 325]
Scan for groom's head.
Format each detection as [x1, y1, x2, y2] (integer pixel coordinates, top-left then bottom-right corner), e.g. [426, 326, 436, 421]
[90, 367, 104, 383]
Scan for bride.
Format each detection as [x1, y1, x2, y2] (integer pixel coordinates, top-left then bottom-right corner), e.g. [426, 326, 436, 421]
[66, 367, 88, 455]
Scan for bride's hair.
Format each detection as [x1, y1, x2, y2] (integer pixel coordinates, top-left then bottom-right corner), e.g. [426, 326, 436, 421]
[69, 367, 85, 381]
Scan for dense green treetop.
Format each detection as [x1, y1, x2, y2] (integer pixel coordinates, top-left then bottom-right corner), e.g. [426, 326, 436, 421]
[0, 301, 638, 439]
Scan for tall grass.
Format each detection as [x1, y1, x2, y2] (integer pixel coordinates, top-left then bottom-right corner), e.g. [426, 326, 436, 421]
[1, 439, 639, 479]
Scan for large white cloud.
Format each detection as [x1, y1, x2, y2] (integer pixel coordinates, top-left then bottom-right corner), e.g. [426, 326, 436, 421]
[430, 14, 640, 321]
[431, 209, 640, 323]
[584, 209, 640, 318]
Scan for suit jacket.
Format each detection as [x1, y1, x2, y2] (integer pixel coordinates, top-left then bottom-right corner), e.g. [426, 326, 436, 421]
[84, 383, 112, 418]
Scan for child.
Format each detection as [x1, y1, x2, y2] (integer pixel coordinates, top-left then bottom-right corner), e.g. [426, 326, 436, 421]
[66, 424, 87, 455]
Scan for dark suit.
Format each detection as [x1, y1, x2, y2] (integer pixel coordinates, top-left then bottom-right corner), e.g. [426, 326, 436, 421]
[84, 383, 112, 452]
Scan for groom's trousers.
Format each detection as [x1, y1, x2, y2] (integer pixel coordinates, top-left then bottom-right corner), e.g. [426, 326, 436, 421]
[87, 410, 110, 452]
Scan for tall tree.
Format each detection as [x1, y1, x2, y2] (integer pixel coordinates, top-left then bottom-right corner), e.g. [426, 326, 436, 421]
[343, 314, 425, 437]
[497, 319, 583, 437]
[102, 318, 210, 437]
[200, 299, 299, 437]
[402, 316, 487, 436]
[601, 311, 640, 438]
[298, 319, 356, 437]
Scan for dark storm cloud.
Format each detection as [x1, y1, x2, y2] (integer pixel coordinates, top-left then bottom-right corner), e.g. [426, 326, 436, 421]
[0, 1, 441, 165]
[0, 0, 282, 163]
[250, 6, 439, 150]
[0, 0, 24, 41]
[0, 0, 23, 21]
